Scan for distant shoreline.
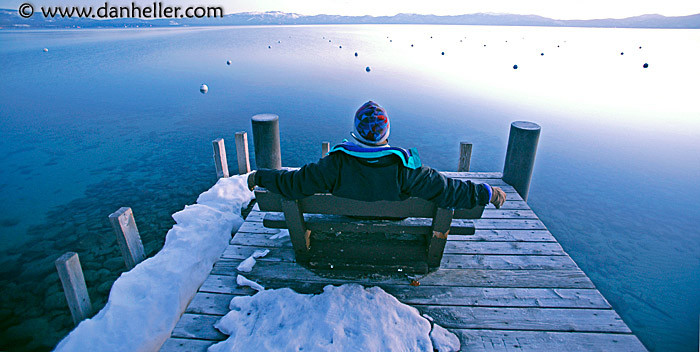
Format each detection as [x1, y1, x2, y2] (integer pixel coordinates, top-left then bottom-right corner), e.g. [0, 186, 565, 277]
[1, 9, 699, 30]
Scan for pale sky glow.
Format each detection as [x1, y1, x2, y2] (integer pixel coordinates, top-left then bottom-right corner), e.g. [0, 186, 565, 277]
[1, 0, 699, 19]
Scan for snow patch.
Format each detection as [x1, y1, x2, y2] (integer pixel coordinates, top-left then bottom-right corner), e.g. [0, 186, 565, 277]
[210, 284, 460, 352]
[54, 174, 254, 352]
[236, 274, 265, 291]
[236, 249, 270, 273]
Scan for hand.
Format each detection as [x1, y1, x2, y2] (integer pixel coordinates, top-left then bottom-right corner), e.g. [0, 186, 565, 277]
[247, 171, 256, 191]
[490, 187, 506, 209]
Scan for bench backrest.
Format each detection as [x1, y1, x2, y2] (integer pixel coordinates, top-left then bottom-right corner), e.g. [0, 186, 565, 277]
[255, 189, 484, 219]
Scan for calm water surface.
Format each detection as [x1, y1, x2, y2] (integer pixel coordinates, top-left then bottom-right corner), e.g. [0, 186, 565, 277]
[0, 25, 698, 351]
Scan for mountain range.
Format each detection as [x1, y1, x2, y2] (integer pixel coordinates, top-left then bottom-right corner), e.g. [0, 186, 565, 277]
[1, 9, 699, 29]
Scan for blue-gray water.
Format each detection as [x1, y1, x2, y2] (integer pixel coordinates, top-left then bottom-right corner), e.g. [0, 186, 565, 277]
[0, 25, 698, 351]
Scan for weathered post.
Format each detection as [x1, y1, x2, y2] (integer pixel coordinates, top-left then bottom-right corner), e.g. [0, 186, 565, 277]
[108, 207, 146, 270]
[458, 142, 472, 172]
[502, 121, 541, 201]
[234, 131, 251, 175]
[55, 252, 93, 325]
[212, 138, 230, 178]
[321, 141, 330, 157]
[251, 114, 282, 169]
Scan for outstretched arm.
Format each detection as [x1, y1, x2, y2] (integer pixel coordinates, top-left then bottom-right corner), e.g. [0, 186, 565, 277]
[400, 166, 505, 209]
[248, 155, 339, 200]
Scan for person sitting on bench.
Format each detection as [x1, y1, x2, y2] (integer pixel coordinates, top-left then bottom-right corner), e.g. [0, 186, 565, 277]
[247, 101, 506, 210]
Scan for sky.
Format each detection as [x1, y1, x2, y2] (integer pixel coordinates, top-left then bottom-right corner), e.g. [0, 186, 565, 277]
[1, 0, 700, 20]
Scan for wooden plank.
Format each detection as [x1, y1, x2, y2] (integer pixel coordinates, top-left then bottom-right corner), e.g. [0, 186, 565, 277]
[223, 243, 575, 270]
[234, 132, 251, 175]
[170, 313, 226, 340]
[108, 207, 146, 270]
[231, 229, 557, 247]
[458, 142, 472, 172]
[186, 292, 234, 315]
[244, 210, 265, 222]
[451, 230, 555, 242]
[472, 219, 547, 230]
[55, 252, 93, 325]
[185, 287, 610, 317]
[159, 338, 214, 352]
[440, 171, 503, 178]
[255, 189, 485, 219]
[453, 330, 647, 352]
[418, 306, 631, 333]
[261, 212, 475, 235]
[444, 242, 565, 256]
[481, 209, 537, 219]
[211, 138, 229, 178]
[440, 254, 578, 270]
[210, 262, 596, 289]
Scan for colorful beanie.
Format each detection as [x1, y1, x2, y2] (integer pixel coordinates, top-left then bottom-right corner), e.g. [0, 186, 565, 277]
[351, 101, 390, 145]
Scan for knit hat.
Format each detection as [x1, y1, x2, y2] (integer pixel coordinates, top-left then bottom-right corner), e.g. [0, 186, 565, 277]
[351, 101, 390, 146]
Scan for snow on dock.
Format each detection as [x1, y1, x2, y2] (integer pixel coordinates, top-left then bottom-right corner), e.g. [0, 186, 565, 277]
[161, 171, 647, 352]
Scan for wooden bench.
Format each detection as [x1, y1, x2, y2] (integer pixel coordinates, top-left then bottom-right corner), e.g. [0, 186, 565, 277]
[254, 188, 485, 273]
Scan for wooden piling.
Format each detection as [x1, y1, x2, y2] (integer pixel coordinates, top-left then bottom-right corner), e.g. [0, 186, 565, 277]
[234, 132, 251, 175]
[251, 114, 282, 170]
[502, 121, 541, 201]
[458, 142, 472, 172]
[55, 252, 93, 325]
[212, 138, 230, 178]
[321, 141, 330, 157]
[108, 207, 146, 270]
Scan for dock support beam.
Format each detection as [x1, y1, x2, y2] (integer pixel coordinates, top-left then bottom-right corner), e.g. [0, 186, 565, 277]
[251, 114, 282, 170]
[321, 141, 330, 158]
[502, 121, 541, 201]
[458, 142, 472, 172]
[234, 132, 251, 175]
[55, 252, 93, 325]
[212, 138, 230, 178]
[108, 207, 146, 270]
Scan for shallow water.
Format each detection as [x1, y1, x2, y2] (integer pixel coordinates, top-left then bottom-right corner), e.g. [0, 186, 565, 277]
[0, 25, 698, 351]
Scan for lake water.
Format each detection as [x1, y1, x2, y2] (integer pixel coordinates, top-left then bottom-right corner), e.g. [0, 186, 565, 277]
[0, 24, 698, 351]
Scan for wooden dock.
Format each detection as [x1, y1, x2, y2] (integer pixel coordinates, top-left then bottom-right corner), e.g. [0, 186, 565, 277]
[160, 172, 647, 352]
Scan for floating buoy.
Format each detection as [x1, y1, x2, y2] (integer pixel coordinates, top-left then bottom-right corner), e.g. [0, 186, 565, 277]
[43, 48, 48, 52]
[643, 63, 649, 68]
[513, 64, 518, 69]
[441, 52, 445, 55]
[365, 66, 371, 72]
[540, 53, 544, 56]
[354, 52, 358, 57]
[200, 84, 208, 94]
[226, 60, 231, 65]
